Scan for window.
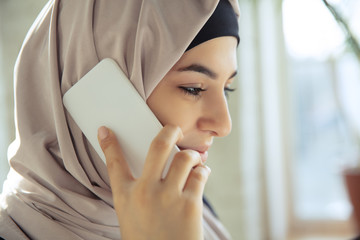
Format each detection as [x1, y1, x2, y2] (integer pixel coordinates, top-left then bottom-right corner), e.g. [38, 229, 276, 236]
[283, 0, 360, 236]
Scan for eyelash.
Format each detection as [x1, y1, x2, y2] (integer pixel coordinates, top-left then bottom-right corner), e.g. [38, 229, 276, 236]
[224, 87, 236, 97]
[179, 87, 206, 98]
[179, 86, 236, 98]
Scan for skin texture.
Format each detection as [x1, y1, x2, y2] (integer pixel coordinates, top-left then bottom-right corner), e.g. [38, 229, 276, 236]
[98, 36, 238, 240]
[147, 36, 238, 162]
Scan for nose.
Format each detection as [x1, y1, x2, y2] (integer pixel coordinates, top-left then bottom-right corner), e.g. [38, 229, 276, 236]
[197, 93, 232, 137]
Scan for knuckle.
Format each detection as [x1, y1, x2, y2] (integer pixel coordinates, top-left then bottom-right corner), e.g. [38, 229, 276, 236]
[175, 150, 191, 160]
[99, 136, 114, 151]
[105, 155, 121, 169]
[191, 168, 207, 182]
[174, 150, 199, 166]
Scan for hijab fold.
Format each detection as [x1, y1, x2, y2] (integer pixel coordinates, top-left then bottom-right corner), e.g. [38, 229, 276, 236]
[1, 0, 239, 239]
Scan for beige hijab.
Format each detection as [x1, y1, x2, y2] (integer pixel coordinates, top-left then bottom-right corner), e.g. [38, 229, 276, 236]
[0, 0, 239, 239]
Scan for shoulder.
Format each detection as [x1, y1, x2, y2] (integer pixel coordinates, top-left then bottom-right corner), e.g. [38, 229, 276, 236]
[0, 208, 29, 240]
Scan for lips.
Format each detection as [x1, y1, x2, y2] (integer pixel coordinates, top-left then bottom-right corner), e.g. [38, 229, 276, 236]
[197, 151, 208, 163]
[178, 146, 210, 163]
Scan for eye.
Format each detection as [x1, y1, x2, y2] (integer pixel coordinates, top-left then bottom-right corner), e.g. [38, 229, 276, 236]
[224, 87, 236, 98]
[179, 86, 206, 97]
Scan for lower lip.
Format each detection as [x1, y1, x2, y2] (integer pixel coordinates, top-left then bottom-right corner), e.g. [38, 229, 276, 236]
[199, 151, 208, 163]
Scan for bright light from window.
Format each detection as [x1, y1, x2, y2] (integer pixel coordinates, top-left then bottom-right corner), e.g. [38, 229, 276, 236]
[284, 0, 360, 223]
[348, 2, 360, 42]
[282, 0, 345, 59]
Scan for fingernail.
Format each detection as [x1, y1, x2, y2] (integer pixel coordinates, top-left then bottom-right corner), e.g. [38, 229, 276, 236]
[204, 165, 211, 174]
[194, 165, 211, 178]
[98, 126, 109, 140]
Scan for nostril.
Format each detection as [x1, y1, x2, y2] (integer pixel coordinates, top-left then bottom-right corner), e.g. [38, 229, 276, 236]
[197, 113, 232, 137]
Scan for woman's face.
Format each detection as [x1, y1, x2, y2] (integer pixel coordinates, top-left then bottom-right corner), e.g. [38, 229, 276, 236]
[147, 36, 238, 162]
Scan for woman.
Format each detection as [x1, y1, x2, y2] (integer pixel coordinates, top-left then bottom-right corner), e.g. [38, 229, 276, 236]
[0, 0, 239, 239]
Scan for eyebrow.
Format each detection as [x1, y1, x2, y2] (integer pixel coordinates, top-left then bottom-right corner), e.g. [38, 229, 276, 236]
[178, 64, 237, 80]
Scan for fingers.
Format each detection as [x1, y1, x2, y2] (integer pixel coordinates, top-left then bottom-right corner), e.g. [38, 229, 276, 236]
[141, 125, 183, 180]
[98, 126, 134, 194]
[98, 124, 209, 198]
[183, 165, 211, 199]
[164, 150, 202, 192]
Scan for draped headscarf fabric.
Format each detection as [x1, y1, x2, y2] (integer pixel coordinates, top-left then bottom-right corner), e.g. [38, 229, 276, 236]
[0, 0, 240, 239]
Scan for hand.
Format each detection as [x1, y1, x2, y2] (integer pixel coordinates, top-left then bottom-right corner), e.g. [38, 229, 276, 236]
[98, 125, 211, 240]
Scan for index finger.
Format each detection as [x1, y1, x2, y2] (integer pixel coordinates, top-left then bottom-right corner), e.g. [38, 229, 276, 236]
[141, 125, 183, 181]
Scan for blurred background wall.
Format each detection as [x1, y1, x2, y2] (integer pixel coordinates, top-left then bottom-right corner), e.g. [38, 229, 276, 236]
[0, 0, 49, 195]
[1, 0, 360, 239]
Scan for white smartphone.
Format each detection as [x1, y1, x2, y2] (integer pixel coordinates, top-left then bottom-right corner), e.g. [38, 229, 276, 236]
[63, 58, 179, 178]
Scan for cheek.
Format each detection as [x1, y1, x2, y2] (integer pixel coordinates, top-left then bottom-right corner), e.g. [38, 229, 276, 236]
[147, 92, 196, 132]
